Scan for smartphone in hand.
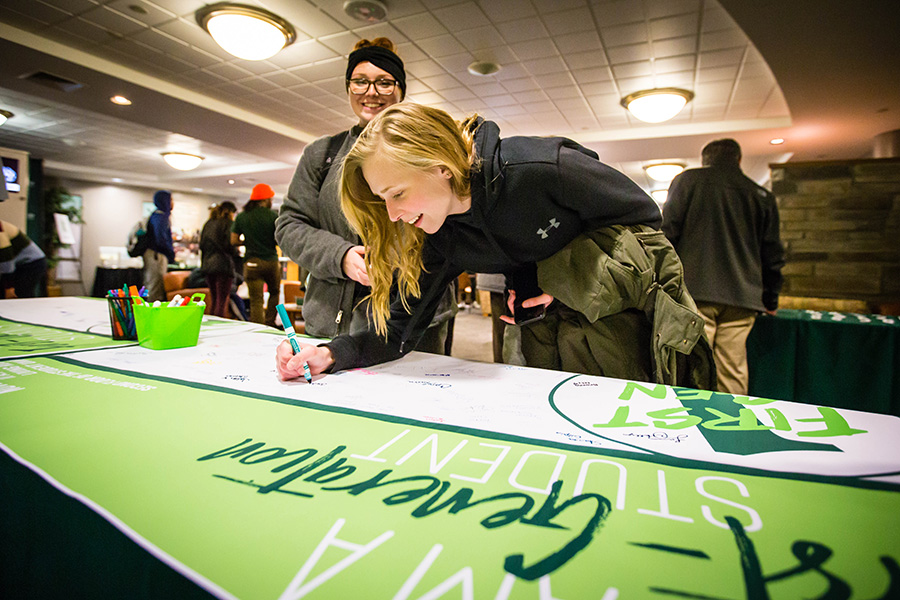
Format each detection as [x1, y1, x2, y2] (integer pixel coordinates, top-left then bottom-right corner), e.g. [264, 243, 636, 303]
[513, 299, 546, 325]
[506, 288, 546, 326]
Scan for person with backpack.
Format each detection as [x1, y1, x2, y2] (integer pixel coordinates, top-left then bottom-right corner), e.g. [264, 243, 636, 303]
[275, 37, 456, 350]
[143, 190, 175, 302]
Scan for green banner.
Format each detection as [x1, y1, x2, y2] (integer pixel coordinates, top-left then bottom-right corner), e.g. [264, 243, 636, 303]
[1, 356, 898, 599]
[0, 318, 135, 359]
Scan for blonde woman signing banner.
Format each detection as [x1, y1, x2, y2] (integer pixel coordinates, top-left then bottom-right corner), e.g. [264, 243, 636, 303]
[276, 104, 714, 389]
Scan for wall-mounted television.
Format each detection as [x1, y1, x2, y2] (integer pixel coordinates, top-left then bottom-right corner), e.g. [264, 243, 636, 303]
[1, 156, 22, 193]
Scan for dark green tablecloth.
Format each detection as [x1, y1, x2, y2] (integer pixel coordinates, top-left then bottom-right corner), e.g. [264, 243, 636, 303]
[747, 309, 900, 416]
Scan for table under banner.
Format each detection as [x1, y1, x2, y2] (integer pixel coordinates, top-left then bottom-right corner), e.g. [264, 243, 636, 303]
[747, 308, 900, 417]
[2, 298, 899, 599]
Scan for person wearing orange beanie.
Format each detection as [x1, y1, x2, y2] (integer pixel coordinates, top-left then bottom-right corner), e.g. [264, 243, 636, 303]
[231, 183, 280, 327]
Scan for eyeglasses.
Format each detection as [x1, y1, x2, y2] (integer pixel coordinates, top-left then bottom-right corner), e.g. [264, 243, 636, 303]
[347, 78, 398, 96]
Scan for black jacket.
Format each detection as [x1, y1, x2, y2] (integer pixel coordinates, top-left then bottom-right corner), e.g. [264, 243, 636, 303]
[661, 164, 785, 311]
[327, 119, 661, 372]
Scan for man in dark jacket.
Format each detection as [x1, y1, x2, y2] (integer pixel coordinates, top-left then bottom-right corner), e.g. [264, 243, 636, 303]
[662, 138, 785, 394]
[143, 190, 176, 302]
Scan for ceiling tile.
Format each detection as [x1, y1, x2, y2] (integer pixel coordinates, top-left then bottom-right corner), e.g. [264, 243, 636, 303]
[392, 12, 448, 39]
[405, 59, 448, 78]
[602, 22, 648, 48]
[479, 0, 537, 23]
[501, 78, 540, 93]
[591, 0, 646, 27]
[701, 5, 738, 32]
[645, 0, 701, 20]
[700, 28, 747, 51]
[554, 30, 603, 55]
[439, 86, 475, 101]
[510, 38, 559, 61]
[417, 34, 468, 58]
[105, 0, 176, 26]
[80, 5, 146, 36]
[651, 35, 697, 58]
[698, 65, 739, 83]
[454, 25, 504, 52]
[541, 7, 596, 36]
[650, 14, 699, 40]
[607, 42, 651, 64]
[613, 61, 653, 79]
[432, 2, 490, 29]
[522, 56, 567, 76]
[700, 47, 745, 68]
[653, 55, 695, 74]
[495, 17, 549, 44]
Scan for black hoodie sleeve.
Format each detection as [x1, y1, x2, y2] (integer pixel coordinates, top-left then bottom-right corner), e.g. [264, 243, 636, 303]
[325, 245, 463, 372]
[557, 142, 662, 229]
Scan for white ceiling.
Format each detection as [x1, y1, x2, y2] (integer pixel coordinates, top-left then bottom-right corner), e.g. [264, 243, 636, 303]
[1, 0, 898, 200]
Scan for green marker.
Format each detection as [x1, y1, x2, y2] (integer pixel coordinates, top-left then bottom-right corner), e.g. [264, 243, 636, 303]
[277, 303, 311, 383]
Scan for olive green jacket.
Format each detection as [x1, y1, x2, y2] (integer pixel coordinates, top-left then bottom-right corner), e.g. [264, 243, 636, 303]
[534, 224, 716, 389]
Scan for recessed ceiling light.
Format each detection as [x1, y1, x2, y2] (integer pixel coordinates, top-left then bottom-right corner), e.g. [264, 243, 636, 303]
[228, 179, 235, 185]
[621, 88, 694, 123]
[110, 95, 132, 106]
[343, 0, 387, 22]
[111, 177, 123, 183]
[644, 163, 685, 183]
[468, 61, 501, 76]
[0, 109, 13, 126]
[196, 3, 296, 61]
[161, 152, 204, 171]
[770, 138, 785, 145]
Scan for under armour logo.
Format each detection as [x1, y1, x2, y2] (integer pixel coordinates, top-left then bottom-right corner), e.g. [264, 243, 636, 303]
[537, 218, 560, 239]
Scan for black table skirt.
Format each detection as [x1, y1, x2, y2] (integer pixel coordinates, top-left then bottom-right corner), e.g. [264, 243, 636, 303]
[91, 267, 144, 298]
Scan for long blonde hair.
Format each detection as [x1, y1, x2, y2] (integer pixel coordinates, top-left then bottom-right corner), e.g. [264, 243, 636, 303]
[341, 103, 480, 336]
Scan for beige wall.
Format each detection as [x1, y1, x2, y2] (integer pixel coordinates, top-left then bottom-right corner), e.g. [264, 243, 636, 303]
[51, 178, 230, 295]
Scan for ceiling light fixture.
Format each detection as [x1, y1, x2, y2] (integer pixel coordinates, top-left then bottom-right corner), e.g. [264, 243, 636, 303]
[644, 163, 685, 183]
[621, 88, 694, 123]
[196, 3, 296, 61]
[770, 138, 785, 145]
[162, 152, 204, 171]
[468, 61, 501, 76]
[0, 109, 13, 126]
[343, 0, 387, 22]
[650, 189, 669, 204]
[110, 95, 132, 106]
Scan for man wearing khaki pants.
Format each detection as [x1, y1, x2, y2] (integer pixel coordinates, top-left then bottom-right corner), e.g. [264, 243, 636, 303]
[662, 139, 785, 394]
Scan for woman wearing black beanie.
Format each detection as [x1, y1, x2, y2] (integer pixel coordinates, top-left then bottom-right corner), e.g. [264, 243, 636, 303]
[275, 38, 456, 352]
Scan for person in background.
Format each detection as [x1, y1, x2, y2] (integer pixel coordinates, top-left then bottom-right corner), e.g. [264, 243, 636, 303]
[475, 272, 508, 363]
[275, 37, 455, 351]
[0, 219, 47, 298]
[232, 183, 280, 327]
[276, 103, 713, 388]
[662, 138, 785, 395]
[143, 190, 175, 302]
[199, 200, 239, 318]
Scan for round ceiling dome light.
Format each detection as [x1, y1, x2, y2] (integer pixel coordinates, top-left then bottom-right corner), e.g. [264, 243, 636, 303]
[196, 3, 296, 61]
[644, 163, 685, 183]
[621, 88, 694, 123]
[162, 152, 204, 171]
[0, 109, 13, 126]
